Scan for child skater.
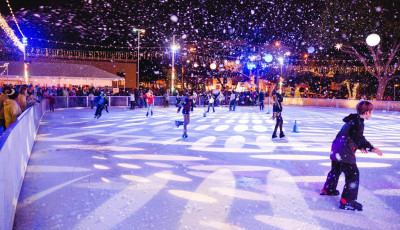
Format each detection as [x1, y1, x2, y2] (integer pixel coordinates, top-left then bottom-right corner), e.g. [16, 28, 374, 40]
[175, 93, 194, 138]
[321, 101, 382, 211]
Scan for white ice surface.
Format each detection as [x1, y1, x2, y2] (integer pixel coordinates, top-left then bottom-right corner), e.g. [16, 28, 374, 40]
[13, 105, 400, 230]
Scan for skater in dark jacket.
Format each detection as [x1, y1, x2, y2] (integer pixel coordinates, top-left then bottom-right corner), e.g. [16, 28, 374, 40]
[94, 94, 106, 119]
[321, 101, 382, 211]
[270, 86, 285, 139]
[176, 93, 194, 138]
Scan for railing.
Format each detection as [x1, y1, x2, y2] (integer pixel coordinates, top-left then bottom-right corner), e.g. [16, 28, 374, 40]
[282, 97, 400, 111]
[52, 96, 400, 111]
[0, 101, 48, 230]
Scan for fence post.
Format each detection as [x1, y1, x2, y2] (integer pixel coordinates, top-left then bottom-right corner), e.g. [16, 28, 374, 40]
[109, 97, 112, 107]
[66, 97, 69, 108]
[126, 96, 129, 107]
[86, 96, 89, 107]
[387, 101, 390, 112]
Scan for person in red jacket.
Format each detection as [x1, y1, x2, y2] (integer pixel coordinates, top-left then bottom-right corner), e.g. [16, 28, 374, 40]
[143, 89, 155, 117]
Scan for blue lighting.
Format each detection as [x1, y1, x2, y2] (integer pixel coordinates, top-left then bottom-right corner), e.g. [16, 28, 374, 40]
[235, 60, 240, 65]
[264, 54, 273, 62]
[247, 63, 256, 70]
[308, 46, 315, 54]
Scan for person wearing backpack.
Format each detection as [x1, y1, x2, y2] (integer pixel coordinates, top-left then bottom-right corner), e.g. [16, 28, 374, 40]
[271, 86, 285, 139]
[320, 101, 382, 211]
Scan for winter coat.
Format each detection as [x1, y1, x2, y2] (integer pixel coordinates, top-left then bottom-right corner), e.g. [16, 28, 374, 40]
[330, 114, 374, 164]
[4, 99, 22, 128]
[259, 92, 265, 101]
[272, 93, 283, 112]
[0, 93, 9, 120]
[178, 97, 194, 114]
[18, 93, 27, 111]
[143, 93, 155, 104]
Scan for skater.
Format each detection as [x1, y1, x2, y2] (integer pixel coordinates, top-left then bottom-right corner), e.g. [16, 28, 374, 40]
[49, 94, 56, 111]
[143, 89, 155, 116]
[259, 89, 265, 111]
[164, 92, 169, 107]
[88, 91, 95, 109]
[129, 91, 136, 110]
[176, 93, 194, 138]
[271, 87, 285, 139]
[206, 92, 215, 113]
[229, 90, 236, 111]
[321, 101, 382, 211]
[93, 93, 106, 119]
[104, 93, 109, 113]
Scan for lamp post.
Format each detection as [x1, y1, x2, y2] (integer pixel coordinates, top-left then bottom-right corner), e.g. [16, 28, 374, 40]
[132, 28, 145, 88]
[395, 84, 399, 101]
[171, 35, 180, 93]
[4, 63, 9, 84]
[22, 37, 28, 84]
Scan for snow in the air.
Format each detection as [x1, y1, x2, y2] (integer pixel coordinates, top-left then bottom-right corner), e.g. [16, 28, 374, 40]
[13, 106, 400, 229]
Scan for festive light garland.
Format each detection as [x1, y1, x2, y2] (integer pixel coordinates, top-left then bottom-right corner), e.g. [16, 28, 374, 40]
[5, 0, 24, 37]
[28, 37, 167, 49]
[0, 12, 24, 52]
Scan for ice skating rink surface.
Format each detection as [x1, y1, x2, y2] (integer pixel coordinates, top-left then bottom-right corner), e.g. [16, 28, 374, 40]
[14, 105, 400, 229]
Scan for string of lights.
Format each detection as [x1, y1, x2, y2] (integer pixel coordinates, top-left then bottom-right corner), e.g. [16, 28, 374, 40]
[5, 0, 24, 37]
[28, 37, 167, 49]
[0, 12, 24, 52]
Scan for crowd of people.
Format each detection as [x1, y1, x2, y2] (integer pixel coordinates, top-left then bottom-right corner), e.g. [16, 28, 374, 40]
[0, 85, 41, 133]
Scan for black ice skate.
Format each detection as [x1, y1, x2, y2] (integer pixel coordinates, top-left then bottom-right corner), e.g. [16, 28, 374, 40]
[339, 198, 363, 211]
[320, 189, 340, 196]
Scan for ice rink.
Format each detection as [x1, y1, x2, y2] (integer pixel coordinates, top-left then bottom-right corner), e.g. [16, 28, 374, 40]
[14, 105, 400, 230]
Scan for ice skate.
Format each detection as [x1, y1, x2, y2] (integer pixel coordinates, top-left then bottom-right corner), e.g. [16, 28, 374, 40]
[320, 189, 340, 196]
[339, 198, 363, 211]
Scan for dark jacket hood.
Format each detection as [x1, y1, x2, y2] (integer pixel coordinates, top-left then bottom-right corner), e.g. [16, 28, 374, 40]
[343, 114, 362, 123]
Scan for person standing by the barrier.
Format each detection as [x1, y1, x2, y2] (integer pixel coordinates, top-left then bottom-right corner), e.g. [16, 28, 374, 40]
[0, 86, 11, 131]
[259, 89, 265, 111]
[130, 91, 136, 110]
[143, 89, 155, 117]
[271, 86, 285, 139]
[4, 88, 22, 129]
[176, 93, 194, 138]
[49, 94, 56, 111]
[164, 92, 170, 107]
[89, 91, 95, 109]
[18, 87, 28, 111]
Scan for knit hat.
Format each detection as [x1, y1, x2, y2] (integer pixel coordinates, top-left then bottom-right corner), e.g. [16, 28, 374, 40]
[7, 88, 19, 100]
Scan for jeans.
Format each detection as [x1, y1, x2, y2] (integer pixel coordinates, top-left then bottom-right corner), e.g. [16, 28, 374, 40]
[229, 100, 236, 111]
[49, 104, 55, 111]
[147, 103, 153, 115]
[183, 114, 190, 133]
[259, 100, 264, 110]
[207, 102, 215, 112]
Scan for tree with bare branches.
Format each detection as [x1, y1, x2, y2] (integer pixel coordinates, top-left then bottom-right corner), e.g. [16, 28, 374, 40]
[309, 0, 400, 100]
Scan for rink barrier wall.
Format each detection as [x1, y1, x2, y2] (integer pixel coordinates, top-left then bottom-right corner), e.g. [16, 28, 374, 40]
[0, 101, 48, 230]
[280, 97, 400, 111]
[51, 96, 400, 111]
